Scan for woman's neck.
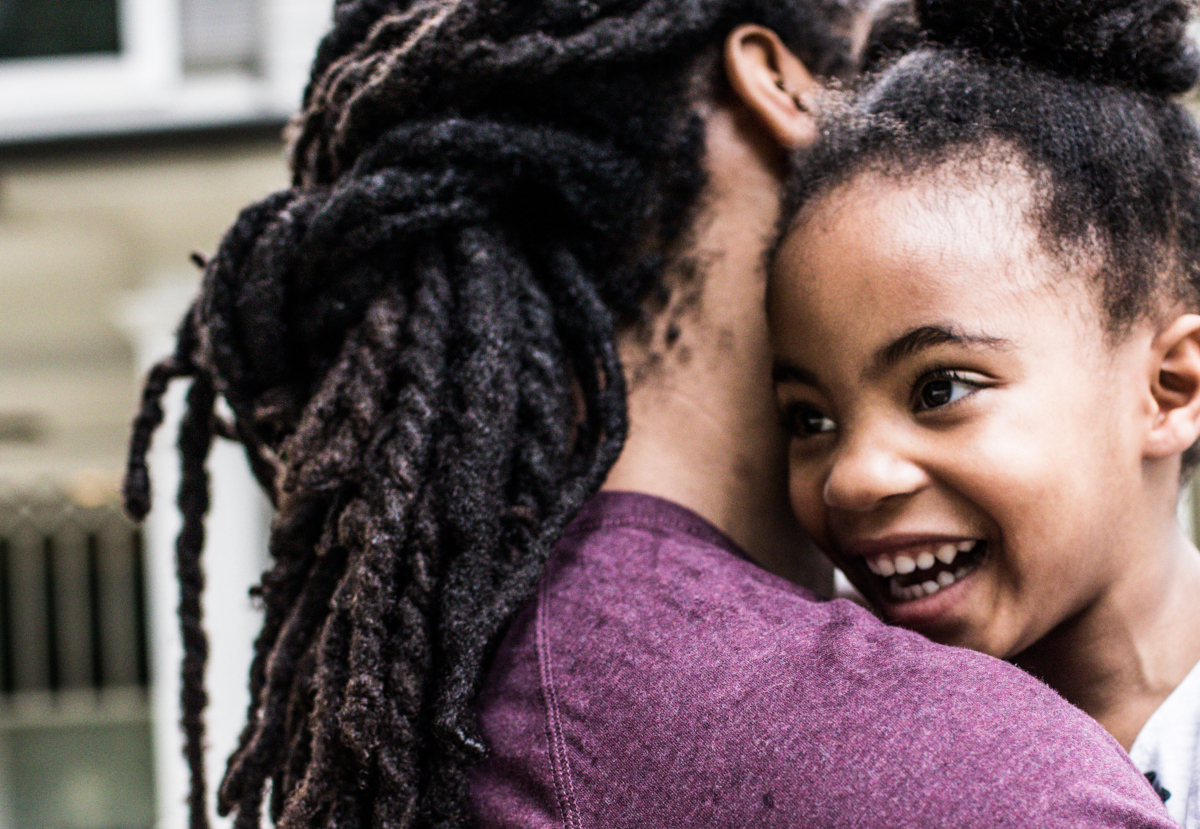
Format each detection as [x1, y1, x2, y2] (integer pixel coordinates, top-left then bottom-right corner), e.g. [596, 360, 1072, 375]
[602, 95, 833, 594]
[1012, 523, 1200, 750]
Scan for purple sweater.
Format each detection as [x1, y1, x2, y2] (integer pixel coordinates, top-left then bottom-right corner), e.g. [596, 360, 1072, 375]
[472, 492, 1172, 827]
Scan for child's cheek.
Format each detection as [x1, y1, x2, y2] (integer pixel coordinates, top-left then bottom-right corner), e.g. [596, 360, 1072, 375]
[787, 449, 831, 545]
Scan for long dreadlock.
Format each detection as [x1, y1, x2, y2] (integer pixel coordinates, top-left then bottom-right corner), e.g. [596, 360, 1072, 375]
[123, 2, 855, 827]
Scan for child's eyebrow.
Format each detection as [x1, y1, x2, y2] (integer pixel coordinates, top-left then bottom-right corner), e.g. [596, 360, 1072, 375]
[773, 362, 820, 387]
[873, 325, 1011, 373]
[771, 325, 1011, 389]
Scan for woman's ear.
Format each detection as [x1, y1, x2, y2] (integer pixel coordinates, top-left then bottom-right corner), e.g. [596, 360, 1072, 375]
[1145, 314, 1200, 459]
[724, 24, 821, 150]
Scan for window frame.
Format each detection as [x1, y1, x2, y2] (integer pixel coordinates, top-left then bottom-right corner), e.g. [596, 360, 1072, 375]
[0, 0, 181, 140]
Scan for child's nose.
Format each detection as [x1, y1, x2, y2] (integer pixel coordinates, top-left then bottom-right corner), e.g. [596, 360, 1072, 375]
[823, 428, 928, 513]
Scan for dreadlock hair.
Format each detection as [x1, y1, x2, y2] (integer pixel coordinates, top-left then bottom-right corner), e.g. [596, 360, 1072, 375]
[786, 0, 1200, 339]
[122, 2, 857, 828]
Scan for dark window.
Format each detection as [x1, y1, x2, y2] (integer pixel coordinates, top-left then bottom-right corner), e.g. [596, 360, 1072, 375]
[0, 0, 121, 62]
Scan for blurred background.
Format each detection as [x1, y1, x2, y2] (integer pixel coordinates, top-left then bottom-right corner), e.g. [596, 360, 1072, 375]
[3, 4, 1200, 829]
[0, 1, 328, 827]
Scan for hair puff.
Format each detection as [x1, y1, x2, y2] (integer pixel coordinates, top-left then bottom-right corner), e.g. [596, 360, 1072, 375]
[917, 0, 1200, 94]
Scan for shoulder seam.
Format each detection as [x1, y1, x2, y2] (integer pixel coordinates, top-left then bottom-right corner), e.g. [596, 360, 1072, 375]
[536, 575, 584, 829]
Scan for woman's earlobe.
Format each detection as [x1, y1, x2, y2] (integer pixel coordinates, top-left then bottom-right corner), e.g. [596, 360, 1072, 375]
[724, 24, 820, 149]
[1145, 314, 1200, 458]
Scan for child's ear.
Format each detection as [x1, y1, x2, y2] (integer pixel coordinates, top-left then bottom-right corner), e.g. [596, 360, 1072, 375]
[723, 24, 820, 149]
[1145, 314, 1200, 459]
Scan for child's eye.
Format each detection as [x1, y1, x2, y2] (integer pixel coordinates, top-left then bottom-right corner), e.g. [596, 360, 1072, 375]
[782, 403, 837, 437]
[913, 371, 979, 412]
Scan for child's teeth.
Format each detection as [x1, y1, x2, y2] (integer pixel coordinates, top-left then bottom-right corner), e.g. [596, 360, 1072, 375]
[936, 544, 958, 565]
[869, 540, 988, 603]
[882, 557, 981, 602]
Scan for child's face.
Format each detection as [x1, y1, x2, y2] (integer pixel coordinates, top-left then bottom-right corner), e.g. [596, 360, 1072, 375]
[769, 170, 1154, 658]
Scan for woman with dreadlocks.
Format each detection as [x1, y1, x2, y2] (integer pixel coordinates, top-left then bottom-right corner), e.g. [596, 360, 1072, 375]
[124, 1, 1177, 827]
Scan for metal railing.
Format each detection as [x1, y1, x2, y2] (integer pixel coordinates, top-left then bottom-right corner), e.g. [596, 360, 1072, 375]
[0, 493, 148, 700]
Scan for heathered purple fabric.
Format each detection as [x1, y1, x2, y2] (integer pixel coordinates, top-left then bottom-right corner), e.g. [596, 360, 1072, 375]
[471, 491, 1173, 828]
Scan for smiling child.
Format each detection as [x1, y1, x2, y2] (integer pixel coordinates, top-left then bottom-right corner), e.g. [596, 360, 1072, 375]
[770, 0, 1200, 823]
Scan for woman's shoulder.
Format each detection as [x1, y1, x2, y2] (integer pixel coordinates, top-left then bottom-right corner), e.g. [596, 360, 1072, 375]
[545, 492, 1045, 698]
[473, 492, 1169, 829]
[543, 491, 1064, 700]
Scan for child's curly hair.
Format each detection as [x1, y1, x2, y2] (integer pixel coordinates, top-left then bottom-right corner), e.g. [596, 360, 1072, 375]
[787, 0, 1200, 338]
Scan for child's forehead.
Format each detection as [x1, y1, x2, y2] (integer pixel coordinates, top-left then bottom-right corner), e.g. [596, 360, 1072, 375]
[799, 156, 1034, 238]
[770, 160, 1113, 354]
[781, 159, 1078, 295]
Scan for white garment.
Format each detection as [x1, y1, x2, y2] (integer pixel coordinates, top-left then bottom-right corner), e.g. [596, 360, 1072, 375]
[1131, 658, 1200, 828]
